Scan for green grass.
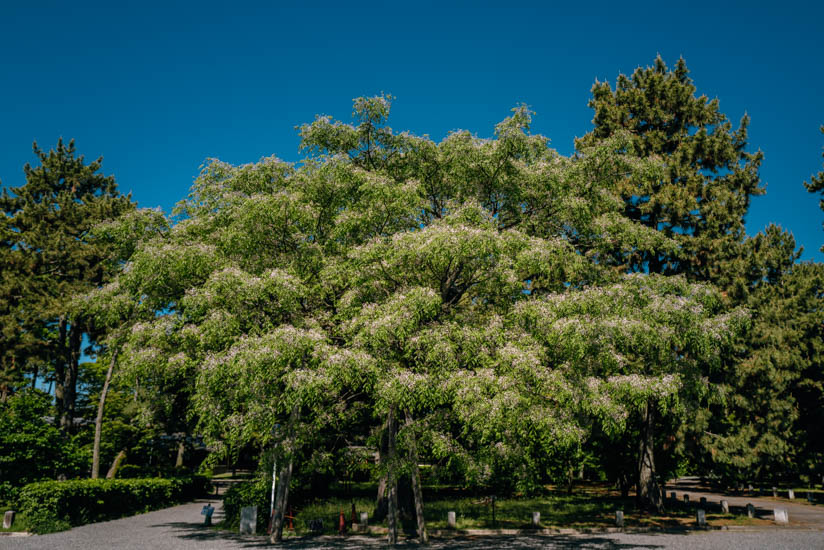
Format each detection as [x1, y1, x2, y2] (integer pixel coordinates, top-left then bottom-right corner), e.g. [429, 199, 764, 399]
[279, 483, 766, 536]
[0, 513, 28, 534]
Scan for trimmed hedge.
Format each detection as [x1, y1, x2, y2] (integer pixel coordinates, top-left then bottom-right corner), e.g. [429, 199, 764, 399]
[18, 476, 211, 534]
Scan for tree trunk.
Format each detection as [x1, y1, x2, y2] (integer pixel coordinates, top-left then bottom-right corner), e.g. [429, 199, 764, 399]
[91, 351, 117, 479]
[374, 414, 391, 521]
[404, 410, 427, 544]
[106, 449, 127, 479]
[54, 316, 67, 422]
[270, 405, 300, 543]
[56, 317, 80, 432]
[386, 407, 398, 545]
[637, 400, 663, 512]
[619, 472, 631, 498]
[175, 438, 186, 468]
[375, 475, 388, 521]
[30, 359, 38, 391]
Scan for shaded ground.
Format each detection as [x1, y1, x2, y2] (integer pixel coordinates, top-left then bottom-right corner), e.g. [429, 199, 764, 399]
[2, 496, 824, 549]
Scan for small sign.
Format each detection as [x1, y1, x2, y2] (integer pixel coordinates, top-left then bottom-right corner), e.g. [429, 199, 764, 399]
[240, 506, 258, 534]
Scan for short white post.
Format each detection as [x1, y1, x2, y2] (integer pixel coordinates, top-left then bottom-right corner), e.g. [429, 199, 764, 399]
[696, 508, 706, 527]
[746, 503, 755, 518]
[774, 508, 788, 524]
[615, 510, 624, 527]
[720, 500, 729, 514]
[447, 511, 456, 529]
[772, 486, 778, 498]
[360, 511, 368, 525]
[788, 489, 795, 500]
[532, 511, 540, 526]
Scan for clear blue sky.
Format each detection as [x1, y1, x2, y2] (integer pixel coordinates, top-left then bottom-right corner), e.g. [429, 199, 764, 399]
[2, 0, 822, 261]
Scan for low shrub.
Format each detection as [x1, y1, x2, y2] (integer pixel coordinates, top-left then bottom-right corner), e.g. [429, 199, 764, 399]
[222, 478, 270, 534]
[18, 476, 210, 534]
[0, 482, 19, 508]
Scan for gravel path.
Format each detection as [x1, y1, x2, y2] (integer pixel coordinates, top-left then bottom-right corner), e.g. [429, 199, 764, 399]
[2, 498, 823, 550]
[666, 477, 824, 529]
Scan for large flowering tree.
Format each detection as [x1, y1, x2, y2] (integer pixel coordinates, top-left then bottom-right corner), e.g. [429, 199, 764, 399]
[88, 95, 744, 542]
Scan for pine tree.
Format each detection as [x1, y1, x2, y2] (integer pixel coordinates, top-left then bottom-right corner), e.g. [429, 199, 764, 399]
[577, 56, 765, 288]
[0, 139, 134, 431]
[576, 56, 767, 508]
[805, 125, 824, 251]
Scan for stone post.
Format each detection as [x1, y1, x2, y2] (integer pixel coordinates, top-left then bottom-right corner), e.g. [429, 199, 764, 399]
[615, 510, 624, 527]
[360, 511, 368, 525]
[683, 494, 689, 503]
[788, 489, 795, 500]
[746, 503, 755, 518]
[447, 511, 456, 529]
[3, 511, 14, 529]
[696, 509, 706, 527]
[720, 500, 729, 513]
[774, 508, 788, 524]
[240, 506, 257, 534]
[532, 511, 540, 527]
[772, 486, 778, 498]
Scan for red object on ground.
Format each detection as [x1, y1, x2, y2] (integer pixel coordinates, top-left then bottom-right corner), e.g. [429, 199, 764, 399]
[338, 510, 346, 534]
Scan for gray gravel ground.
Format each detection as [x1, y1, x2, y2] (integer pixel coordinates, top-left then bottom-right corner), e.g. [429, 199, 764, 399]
[2, 499, 823, 550]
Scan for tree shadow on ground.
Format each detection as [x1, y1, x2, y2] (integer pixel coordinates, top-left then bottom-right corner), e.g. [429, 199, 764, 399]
[152, 521, 670, 549]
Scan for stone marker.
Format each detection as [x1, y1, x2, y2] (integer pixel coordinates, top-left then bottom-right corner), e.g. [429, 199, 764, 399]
[683, 494, 690, 503]
[721, 500, 729, 513]
[615, 510, 624, 527]
[3, 511, 14, 529]
[447, 511, 456, 529]
[748, 484, 754, 493]
[532, 511, 540, 526]
[772, 486, 778, 498]
[699, 496, 707, 506]
[746, 503, 755, 518]
[240, 506, 257, 535]
[788, 489, 795, 500]
[360, 511, 368, 525]
[696, 508, 706, 527]
[670, 491, 676, 500]
[774, 508, 788, 524]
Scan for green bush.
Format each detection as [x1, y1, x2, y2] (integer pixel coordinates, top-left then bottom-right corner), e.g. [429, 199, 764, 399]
[222, 478, 271, 534]
[0, 390, 85, 488]
[18, 476, 210, 534]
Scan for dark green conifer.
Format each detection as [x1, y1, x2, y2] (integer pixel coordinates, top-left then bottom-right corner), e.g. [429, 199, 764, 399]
[577, 56, 765, 288]
[0, 139, 134, 430]
[804, 125, 824, 251]
[577, 56, 768, 509]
